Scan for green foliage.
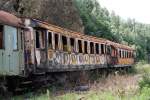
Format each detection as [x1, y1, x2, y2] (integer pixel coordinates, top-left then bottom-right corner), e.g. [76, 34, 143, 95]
[74, 0, 150, 61]
[139, 74, 150, 90]
[135, 62, 150, 74]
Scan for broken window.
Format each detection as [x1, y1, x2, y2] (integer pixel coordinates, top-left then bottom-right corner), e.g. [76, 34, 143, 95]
[0, 25, 3, 49]
[127, 51, 129, 58]
[36, 31, 40, 48]
[54, 33, 59, 50]
[95, 43, 99, 54]
[78, 40, 82, 53]
[106, 45, 111, 54]
[62, 36, 67, 51]
[36, 30, 45, 49]
[123, 50, 125, 58]
[84, 41, 88, 54]
[101, 44, 104, 54]
[48, 32, 52, 49]
[122, 50, 124, 58]
[70, 38, 75, 52]
[129, 52, 131, 58]
[119, 50, 121, 58]
[90, 42, 94, 54]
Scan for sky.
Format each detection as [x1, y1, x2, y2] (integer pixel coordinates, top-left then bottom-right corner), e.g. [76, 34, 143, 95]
[98, 0, 150, 24]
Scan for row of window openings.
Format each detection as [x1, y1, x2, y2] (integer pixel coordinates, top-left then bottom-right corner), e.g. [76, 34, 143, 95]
[45, 32, 106, 54]
[35, 31, 133, 57]
[119, 50, 133, 58]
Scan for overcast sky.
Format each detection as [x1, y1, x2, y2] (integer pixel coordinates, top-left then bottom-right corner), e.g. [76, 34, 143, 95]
[98, 0, 150, 24]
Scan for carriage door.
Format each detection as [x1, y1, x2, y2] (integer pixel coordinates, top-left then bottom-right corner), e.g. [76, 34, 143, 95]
[4, 25, 21, 74]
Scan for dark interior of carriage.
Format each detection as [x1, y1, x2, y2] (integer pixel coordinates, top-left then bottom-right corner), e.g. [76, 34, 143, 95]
[78, 40, 82, 53]
[36, 30, 46, 49]
[95, 43, 99, 54]
[84, 41, 88, 54]
[70, 38, 75, 52]
[90, 42, 94, 54]
[54, 33, 59, 50]
[62, 36, 67, 51]
[48, 32, 52, 49]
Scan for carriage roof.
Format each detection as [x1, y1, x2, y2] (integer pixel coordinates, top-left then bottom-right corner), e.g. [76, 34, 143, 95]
[31, 18, 134, 51]
[0, 10, 24, 28]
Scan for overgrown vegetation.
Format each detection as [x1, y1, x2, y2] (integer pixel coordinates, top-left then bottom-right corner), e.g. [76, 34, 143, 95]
[74, 0, 150, 60]
[11, 63, 150, 100]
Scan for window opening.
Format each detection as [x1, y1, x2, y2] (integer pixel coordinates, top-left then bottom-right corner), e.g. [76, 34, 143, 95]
[107, 45, 111, 54]
[70, 38, 75, 52]
[36, 30, 45, 49]
[78, 40, 82, 53]
[90, 42, 94, 54]
[55, 33, 59, 50]
[48, 32, 52, 48]
[101, 44, 104, 54]
[84, 41, 88, 54]
[119, 50, 121, 58]
[95, 43, 99, 54]
[62, 36, 67, 51]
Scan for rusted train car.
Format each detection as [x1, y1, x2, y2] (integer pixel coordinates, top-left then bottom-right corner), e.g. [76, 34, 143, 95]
[23, 19, 134, 74]
[0, 11, 134, 92]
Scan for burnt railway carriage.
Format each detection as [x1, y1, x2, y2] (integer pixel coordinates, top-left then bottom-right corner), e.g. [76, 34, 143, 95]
[0, 11, 134, 92]
[0, 11, 135, 77]
[23, 18, 135, 74]
[24, 18, 109, 73]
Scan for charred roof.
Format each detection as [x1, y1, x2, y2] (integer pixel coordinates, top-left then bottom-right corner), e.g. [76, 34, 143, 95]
[31, 18, 134, 51]
[0, 11, 24, 28]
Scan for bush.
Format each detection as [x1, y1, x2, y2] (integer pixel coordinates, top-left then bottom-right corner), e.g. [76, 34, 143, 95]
[139, 74, 150, 90]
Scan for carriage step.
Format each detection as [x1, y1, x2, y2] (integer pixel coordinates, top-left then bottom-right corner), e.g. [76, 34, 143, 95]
[21, 81, 32, 85]
[33, 72, 46, 76]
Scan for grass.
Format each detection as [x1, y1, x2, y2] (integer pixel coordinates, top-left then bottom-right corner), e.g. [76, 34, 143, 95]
[13, 89, 150, 100]
[11, 62, 150, 100]
[134, 61, 150, 74]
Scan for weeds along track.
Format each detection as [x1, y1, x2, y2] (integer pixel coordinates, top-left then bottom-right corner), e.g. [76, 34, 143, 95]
[1, 67, 132, 97]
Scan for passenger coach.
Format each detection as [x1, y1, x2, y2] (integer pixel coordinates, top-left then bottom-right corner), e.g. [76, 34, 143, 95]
[0, 11, 135, 77]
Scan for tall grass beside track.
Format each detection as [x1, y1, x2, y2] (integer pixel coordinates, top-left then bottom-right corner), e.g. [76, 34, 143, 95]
[12, 62, 150, 100]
